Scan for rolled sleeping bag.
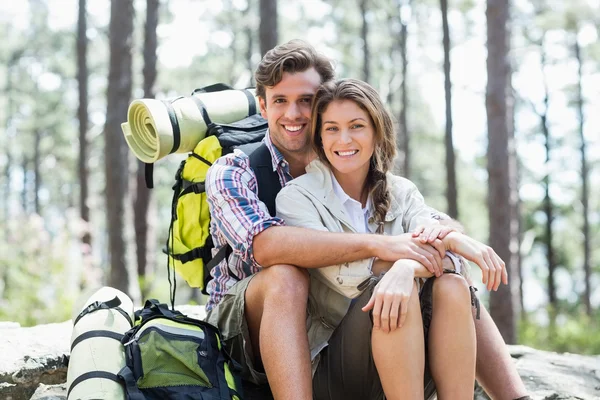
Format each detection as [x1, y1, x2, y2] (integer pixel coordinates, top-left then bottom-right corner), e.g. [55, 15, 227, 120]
[66, 287, 134, 400]
[122, 84, 260, 163]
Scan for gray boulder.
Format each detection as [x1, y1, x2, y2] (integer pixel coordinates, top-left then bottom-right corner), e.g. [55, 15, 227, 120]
[1, 308, 599, 400]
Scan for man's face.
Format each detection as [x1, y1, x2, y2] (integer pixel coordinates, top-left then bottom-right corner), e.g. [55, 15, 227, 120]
[259, 68, 322, 158]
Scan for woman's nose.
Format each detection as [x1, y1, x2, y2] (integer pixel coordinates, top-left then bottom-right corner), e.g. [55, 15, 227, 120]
[339, 129, 352, 144]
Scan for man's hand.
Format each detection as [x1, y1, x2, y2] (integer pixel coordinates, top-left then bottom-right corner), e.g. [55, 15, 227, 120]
[443, 232, 508, 291]
[362, 260, 416, 333]
[412, 223, 456, 243]
[375, 233, 446, 277]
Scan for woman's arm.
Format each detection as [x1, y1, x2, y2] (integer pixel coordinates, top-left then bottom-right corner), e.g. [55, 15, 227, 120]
[441, 231, 507, 291]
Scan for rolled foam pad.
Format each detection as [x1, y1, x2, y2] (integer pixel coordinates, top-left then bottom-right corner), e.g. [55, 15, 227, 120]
[66, 286, 134, 400]
[122, 88, 259, 163]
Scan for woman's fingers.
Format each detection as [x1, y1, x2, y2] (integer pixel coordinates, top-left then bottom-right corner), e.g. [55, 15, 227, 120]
[427, 227, 442, 242]
[412, 225, 425, 238]
[380, 293, 393, 333]
[389, 294, 401, 332]
[488, 248, 504, 291]
[482, 251, 496, 291]
[437, 226, 454, 239]
[371, 291, 384, 330]
[362, 293, 376, 312]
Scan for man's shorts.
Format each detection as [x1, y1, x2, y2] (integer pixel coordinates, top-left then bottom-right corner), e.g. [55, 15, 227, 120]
[205, 273, 457, 400]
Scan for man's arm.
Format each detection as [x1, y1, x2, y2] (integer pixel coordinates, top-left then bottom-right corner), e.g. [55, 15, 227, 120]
[269, 184, 446, 272]
[253, 225, 379, 268]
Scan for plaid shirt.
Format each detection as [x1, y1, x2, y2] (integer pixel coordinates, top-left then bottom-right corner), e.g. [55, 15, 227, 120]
[205, 132, 291, 311]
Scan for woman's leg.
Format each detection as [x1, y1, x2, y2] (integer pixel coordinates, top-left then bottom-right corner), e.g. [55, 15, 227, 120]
[371, 281, 424, 400]
[428, 273, 476, 399]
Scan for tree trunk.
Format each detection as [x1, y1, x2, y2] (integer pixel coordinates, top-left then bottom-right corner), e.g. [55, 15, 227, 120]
[486, 0, 517, 344]
[538, 36, 556, 309]
[77, 0, 91, 248]
[360, 0, 370, 83]
[245, 1, 254, 85]
[441, 0, 458, 219]
[259, 0, 278, 56]
[21, 155, 28, 213]
[3, 56, 16, 228]
[105, 0, 134, 293]
[135, 0, 158, 300]
[574, 36, 591, 316]
[33, 130, 41, 215]
[398, 0, 410, 178]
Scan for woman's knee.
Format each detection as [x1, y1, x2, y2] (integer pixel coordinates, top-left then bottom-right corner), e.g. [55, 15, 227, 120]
[432, 273, 471, 308]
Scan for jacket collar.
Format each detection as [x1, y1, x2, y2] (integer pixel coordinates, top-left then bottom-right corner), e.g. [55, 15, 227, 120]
[298, 159, 403, 228]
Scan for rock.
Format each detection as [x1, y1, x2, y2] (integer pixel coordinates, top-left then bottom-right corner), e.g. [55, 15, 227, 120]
[1, 307, 598, 400]
[29, 383, 66, 400]
[0, 321, 70, 400]
[507, 345, 600, 400]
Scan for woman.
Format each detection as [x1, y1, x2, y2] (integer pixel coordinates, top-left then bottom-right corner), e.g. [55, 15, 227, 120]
[276, 79, 506, 399]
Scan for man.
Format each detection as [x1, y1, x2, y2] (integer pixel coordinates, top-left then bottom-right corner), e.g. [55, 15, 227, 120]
[205, 39, 528, 400]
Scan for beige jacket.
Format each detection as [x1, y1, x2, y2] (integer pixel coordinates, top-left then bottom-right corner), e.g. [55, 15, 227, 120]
[276, 159, 438, 298]
[275, 159, 440, 364]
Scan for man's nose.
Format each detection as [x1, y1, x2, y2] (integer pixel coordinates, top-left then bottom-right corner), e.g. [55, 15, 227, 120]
[284, 102, 301, 120]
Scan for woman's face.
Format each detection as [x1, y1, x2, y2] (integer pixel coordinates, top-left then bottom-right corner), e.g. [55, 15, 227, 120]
[320, 99, 375, 181]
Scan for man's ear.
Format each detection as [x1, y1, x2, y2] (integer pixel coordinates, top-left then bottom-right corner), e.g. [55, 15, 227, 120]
[259, 97, 268, 119]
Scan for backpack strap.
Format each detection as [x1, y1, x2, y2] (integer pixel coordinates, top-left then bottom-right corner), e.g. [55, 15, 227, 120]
[247, 142, 282, 216]
[73, 296, 133, 327]
[204, 142, 281, 287]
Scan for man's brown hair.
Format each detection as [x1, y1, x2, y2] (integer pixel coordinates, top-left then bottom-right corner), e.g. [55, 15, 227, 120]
[255, 39, 334, 100]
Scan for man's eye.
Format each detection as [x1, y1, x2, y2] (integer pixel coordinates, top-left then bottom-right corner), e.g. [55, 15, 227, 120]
[300, 98, 313, 104]
[274, 98, 285, 104]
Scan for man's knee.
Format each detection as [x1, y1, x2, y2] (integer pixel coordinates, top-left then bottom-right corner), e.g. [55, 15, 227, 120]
[432, 273, 471, 308]
[258, 264, 310, 303]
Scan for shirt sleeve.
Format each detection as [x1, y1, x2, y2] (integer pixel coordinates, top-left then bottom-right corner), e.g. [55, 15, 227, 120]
[276, 184, 373, 272]
[205, 150, 285, 269]
[397, 178, 441, 233]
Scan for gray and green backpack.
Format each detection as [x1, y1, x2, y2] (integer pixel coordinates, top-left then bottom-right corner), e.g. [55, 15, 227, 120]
[118, 299, 243, 400]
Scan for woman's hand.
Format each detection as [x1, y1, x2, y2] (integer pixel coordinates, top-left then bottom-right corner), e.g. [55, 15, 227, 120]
[443, 231, 508, 291]
[376, 233, 446, 277]
[412, 223, 456, 243]
[362, 260, 416, 333]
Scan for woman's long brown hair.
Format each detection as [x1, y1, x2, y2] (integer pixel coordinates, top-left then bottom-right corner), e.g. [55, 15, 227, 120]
[311, 79, 397, 228]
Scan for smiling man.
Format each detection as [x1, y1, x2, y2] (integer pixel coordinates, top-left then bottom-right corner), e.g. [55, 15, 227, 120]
[204, 40, 529, 400]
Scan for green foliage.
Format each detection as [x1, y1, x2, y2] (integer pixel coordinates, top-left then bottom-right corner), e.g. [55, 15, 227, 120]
[519, 310, 600, 355]
[0, 213, 77, 326]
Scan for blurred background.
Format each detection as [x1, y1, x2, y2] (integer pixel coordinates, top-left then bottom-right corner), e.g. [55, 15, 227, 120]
[0, 0, 598, 354]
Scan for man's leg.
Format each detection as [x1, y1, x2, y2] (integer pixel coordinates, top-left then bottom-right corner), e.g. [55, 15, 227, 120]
[474, 303, 529, 400]
[426, 273, 476, 398]
[245, 264, 312, 400]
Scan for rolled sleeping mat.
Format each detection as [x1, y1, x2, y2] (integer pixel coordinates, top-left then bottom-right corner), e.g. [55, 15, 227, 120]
[66, 287, 134, 400]
[122, 84, 259, 163]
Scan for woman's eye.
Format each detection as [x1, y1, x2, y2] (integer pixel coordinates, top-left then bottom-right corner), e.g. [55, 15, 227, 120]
[325, 126, 338, 132]
[351, 124, 364, 129]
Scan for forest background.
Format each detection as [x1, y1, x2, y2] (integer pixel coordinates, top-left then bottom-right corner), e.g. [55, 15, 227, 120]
[0, 0, 598, 355]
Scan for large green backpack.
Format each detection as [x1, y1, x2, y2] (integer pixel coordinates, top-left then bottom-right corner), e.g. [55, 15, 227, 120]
[118, 300, 243, 400]
[165, 109, 282, 305]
